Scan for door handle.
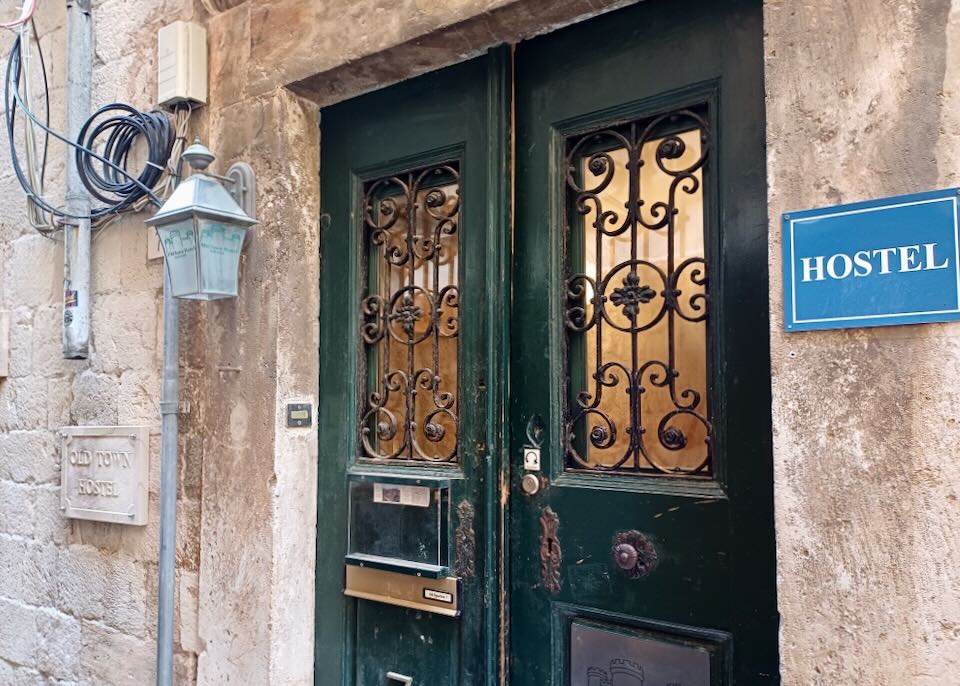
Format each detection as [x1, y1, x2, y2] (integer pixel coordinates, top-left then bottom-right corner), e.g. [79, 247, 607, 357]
[521, 472, 541, 496]
[386, 672, 413, 685]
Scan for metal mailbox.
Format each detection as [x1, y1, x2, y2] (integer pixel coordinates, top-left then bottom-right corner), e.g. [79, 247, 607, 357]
[344, 473, 461, 617]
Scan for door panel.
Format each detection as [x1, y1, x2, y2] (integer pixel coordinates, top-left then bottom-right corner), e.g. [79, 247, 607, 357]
[510, 0, 777, 683]
[317, 54, 509, 686]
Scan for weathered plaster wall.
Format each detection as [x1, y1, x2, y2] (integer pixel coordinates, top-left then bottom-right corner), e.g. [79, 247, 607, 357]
[0, 1, 203, 683]
[192, 85, 320, 685]
[7, 0, 958, 683]
[765, 1, 960, 683]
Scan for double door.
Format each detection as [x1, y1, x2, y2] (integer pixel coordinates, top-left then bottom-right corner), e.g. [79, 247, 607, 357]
[317, 1, 777, 684]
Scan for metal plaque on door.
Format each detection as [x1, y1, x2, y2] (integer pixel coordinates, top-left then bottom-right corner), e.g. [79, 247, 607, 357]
[570, 620, 712, 686]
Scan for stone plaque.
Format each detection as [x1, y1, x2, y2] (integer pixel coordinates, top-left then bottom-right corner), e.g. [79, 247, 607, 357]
[60, 426, 149, 526]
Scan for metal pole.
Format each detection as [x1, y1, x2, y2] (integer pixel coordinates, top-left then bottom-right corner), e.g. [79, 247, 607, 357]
[63, 0, 92, 359]
[156, 266, 179, 686]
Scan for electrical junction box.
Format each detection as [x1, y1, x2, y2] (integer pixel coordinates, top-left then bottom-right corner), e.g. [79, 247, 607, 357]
[158, 21, 207, 107]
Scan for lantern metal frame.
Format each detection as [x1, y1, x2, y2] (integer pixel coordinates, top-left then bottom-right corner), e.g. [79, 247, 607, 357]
[145, 138, 257, 300]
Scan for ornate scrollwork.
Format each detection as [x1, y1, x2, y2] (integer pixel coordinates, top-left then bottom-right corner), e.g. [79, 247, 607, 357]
[564, 109, 713, 475]
[359, 163, 460, 462]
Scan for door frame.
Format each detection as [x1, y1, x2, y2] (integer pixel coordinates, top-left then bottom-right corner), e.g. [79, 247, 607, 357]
[315, 1, 778, 680]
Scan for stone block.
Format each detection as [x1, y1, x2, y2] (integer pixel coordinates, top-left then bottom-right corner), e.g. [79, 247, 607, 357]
[33, 0, 65, 34]
[69, 507, 160, 565]
[70, 371, 119, 426]
[90, 217, 164, 295]
[117, 369, 160, 426]
[79, 620, 155, 686]
[178, 430, 203, 501]
[0, 481, 38, 538]
[33, 485, 68, 546]
[8, 308, 33, 378]
[36, 27, 67, 93]
[0, 481, 66, 544]
[147, 433, 161, 495]
[32, 307, 78, 379]
[177, 499, 201, 572]
[0, 597, 40, 666]
[93, 0, 196, 66]
[178, 570, 201, 654]
[0, 377, 48, 431]
[35, 609, 81, 680]
[56, 546, 147, 636]
[0, 430, 59, 484]
[0, 535, 57, 607]
[89, 291, 160, 376]
[174, 651, 198, 684]
[208, 3, 250, 108]
[0, 659, 63, 686]
[46, 377, 72, 432]
[91, 48, 156, 112]
[4, 235, 61, 310]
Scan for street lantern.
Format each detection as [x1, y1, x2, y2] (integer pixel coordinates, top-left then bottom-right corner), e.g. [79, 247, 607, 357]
[146, 138, 256, 300]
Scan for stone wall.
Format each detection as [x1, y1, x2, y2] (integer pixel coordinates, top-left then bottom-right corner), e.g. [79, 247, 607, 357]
[3, 0, 960, 684]
[0, 1, 202, 683]
[765, 0, 960, 683]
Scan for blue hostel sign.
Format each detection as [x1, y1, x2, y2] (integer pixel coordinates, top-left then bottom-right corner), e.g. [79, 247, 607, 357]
[783, 188, 960, 331]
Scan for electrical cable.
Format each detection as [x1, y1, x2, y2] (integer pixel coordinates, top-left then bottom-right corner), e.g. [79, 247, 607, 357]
[20, 19, 53, 233]
[0, 0, 37, 30]
[75, 104, 174, 213]
[4, 29, 182, 230]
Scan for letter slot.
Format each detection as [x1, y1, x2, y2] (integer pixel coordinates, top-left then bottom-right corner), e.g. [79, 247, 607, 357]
[343, 473, 461, 617]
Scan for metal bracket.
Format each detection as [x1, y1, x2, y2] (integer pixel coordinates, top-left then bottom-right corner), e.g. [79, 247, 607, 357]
[539, 506, 562, 593]
[225, 162, 256, 219]
[454, 501, 476, 579]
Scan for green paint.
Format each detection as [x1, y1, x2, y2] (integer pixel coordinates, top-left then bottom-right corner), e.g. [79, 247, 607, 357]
[318, 53, 507, 686]
[510, 0, 777, 683]
[318, 1, 777, 683]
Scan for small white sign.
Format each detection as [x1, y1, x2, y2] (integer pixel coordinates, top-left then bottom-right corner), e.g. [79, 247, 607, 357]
[373, 482, 431, 508]
[60, 426, 149, 526]
[523, 447, 541, 471]
[423, 588, 453, 604]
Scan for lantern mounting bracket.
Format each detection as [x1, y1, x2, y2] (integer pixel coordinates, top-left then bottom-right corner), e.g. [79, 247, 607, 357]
[224, 162, 256, 219]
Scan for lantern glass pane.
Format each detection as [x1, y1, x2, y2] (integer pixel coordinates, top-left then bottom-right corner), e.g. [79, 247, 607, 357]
[156, 219, 200, 298]
[197, 219, 247, 298]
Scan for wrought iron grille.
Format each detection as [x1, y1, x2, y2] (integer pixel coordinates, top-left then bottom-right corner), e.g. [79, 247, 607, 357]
[358, 163, 460, 462]
[564, 109, 712, 475]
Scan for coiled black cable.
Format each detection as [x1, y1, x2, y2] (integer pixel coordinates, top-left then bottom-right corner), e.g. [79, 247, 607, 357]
[4, 31, 171, 225]
[76, 105, 174, 214]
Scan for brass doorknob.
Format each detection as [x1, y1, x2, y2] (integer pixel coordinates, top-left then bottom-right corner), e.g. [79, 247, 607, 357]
[521, 473, 541, 496]
[611, 530, 658, 578]
[614, 542, 639, 570]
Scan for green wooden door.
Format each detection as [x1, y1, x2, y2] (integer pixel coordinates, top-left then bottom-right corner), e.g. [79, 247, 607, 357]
[508, 0, 778, 684]
[318, 1, 776, 684]
[317, 53, 510, 686]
